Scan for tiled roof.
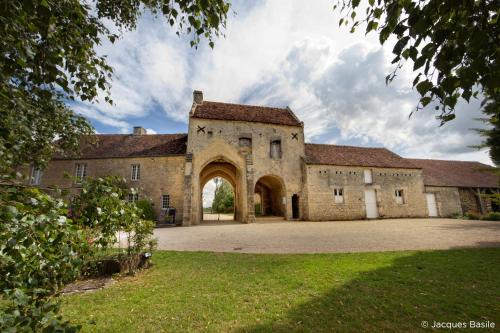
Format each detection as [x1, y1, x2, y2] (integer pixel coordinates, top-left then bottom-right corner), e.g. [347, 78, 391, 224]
[304, 143, 418, 169]
[407, 159, 499, 188]
[53, 134, 187, 160]
[192, 101, 302, 126]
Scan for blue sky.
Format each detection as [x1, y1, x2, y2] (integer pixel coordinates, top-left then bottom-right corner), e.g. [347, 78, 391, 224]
[74, 0, 491, 167]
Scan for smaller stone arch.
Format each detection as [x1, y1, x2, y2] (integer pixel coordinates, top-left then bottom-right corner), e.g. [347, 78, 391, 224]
[254, 175, 286, 217]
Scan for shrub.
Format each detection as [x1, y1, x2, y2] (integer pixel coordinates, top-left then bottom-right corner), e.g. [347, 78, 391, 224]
[71, 176, 155, 256]
[0, 186, 88, 332]
[136, 199, 155, 221]
[481, 212, 500, 221]
[449, 212, 462, 219]
[465, 211, 480, 220]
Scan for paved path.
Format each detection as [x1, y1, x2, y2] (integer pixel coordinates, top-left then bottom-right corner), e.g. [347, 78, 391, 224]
[154, 218, 500, 253]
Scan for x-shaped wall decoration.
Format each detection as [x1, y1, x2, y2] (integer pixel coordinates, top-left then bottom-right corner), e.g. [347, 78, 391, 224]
[197, 125, 206, 134]
[292, 133, 298, 140]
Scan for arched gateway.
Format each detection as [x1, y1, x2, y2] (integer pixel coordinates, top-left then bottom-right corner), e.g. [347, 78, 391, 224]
[199, 158, 242, 222]
[254, 175, 286, 218]
[181, 90, 306, 225]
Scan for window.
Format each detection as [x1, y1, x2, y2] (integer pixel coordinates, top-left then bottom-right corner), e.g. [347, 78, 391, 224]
[395, 189, 404, 204]
[270, 140, 282, 159]
[30, 166, 42, 185]
[239, 137, 252, 147]
[75, 163, 87, 183]
[162, 194, 170, 209]
[128, 193, 139, 203]
[334, 188, 344, 204]
[364, 169, 373, 184]
[131, 164, 140, 181]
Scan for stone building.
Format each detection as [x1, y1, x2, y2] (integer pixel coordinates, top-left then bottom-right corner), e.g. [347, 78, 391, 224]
[27, 91, 499, 224]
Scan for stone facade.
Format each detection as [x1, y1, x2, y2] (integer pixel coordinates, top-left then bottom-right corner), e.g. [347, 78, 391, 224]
[424, 186, 462, 217]
[30, 91, 499, 224]
[304, 165, 427, 221]
[183, 114, 305, 225]
[34, 156, 185, 223]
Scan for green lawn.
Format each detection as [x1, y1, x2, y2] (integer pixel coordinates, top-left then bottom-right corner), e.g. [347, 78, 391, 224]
[61, 248, 500, 332]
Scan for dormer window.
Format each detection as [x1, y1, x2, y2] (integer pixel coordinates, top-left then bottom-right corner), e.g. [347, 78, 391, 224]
[270, 140, 282, 159]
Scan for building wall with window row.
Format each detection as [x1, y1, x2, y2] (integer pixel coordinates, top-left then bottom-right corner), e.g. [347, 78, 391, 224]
[26, 90, 499, 224]
[38, 156, 185, 223]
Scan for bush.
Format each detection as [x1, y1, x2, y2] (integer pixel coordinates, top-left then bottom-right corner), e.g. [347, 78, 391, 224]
[71, 176, 155, 257]
[0, 186, 88, 332]
[481, 212, 500, 221]
[465, 211, 480, 220]
[136, 199, 155, 221]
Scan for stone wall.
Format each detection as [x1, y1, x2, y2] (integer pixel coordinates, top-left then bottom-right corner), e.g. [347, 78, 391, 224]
[185, 116, 305, 224]
[424, 186, 462, 217]
[458, 187, 498, 214]
[304, 164, 427, 221]
[36, 156, 185, 223]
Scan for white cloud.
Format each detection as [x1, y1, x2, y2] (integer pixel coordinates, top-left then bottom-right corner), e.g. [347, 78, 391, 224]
[202, 179, 217, 207]
[146, 128, 157, 134]
[79, 0, 491, 165]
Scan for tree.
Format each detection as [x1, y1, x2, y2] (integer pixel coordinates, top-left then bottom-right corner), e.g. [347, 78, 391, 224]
[0, 1, 228, 330]
[335, 0, 499, 164]
[212, 178, 234, 214]
[0, 0, 230, 175]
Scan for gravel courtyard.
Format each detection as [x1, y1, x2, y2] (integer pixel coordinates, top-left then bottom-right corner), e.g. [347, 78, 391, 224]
[153, 218, 500, 253]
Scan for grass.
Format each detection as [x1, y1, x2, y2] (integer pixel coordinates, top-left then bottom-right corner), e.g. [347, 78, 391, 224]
[61, 248, 500, 332]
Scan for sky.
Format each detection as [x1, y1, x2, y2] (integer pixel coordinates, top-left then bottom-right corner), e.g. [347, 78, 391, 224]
[74, 1, 492, 205]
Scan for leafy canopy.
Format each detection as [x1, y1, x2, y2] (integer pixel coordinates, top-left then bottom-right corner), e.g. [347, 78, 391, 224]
[0, 0, 230, 174]
[335, 0, 499, 123]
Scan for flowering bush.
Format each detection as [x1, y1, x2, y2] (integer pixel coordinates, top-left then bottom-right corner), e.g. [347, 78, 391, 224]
[0, 186, 88, 332]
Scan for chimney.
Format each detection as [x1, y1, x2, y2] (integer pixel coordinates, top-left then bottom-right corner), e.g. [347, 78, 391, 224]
[133, 126, 147, 135]
[193, 90, 203, 104]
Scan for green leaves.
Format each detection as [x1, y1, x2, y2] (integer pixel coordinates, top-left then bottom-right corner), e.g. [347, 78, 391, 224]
[0, 186, 87, 332]
[416, 80, 433, 96]
[333, 0, 500, 155]
[0, 0, 229, 177]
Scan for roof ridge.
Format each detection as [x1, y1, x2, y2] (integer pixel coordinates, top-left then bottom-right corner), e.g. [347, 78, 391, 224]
[305, 142, 387, 150]
[408, 158, 490, 165]
[203, 100, 287, 111]
[93, 133, 188, 137]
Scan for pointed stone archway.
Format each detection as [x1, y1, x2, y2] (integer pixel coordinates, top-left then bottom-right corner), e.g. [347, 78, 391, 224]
[254, 175, 286, 218]
[199, 157, 243, 223]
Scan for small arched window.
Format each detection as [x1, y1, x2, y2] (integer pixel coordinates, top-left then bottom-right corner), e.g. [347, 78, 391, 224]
[270, 140, 282, 159]
[239, 137, 252, 147]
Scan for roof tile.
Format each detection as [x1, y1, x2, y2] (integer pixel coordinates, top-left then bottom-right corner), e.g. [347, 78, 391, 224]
[53, 134, 187, 159]
[304, 143, 418, 169]
[407, 159, 499, 188]
[192, 101, 302, 126]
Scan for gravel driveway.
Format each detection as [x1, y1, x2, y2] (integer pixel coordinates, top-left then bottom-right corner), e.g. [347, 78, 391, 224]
[153, 218, 500, 253]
